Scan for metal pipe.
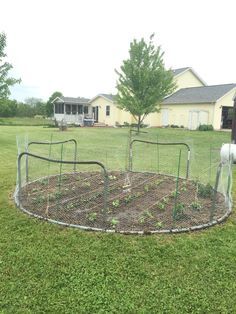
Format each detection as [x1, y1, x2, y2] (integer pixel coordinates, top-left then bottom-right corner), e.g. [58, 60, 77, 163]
[25, 139, 78, 180]
[18, 151, 108, 215]
[129, 139, 191, 178]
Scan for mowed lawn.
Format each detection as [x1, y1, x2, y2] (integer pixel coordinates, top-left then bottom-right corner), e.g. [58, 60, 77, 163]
[0, 125, 236, 313]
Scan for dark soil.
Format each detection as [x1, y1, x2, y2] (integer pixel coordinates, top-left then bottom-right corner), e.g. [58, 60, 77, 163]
[19, 171, 228, 232]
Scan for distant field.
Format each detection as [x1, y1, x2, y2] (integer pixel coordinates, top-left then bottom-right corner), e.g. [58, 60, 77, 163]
[0, 126, 235, 313]
[0, 117, 54, 126]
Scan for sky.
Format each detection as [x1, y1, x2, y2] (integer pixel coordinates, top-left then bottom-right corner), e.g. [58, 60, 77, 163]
[1, 0, 236, 102]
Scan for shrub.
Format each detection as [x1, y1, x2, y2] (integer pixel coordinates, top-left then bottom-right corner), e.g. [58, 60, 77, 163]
[123, 121, 130, 127]
[130, 123, 148, 128]
[198, 183, 214, 198]
[198, 124, 214, 131]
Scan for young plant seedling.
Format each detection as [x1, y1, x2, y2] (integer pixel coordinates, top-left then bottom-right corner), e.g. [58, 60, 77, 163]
[87, 212, 97, 222]
[139, 210, 153, 224]
[134, 192, 142, 198]
[82, 181, 91, 188]
[40, 178, 48, 185]
[170, 191, 180, 199]
[158, 202, 165, 210]
[181, 185, 187, 192]
[61, 175, 68, 181]
[173, 203, 185, 220]
[197, 183, 213, 199]
[155, 179, 163, 186]
[124, 194, 133, 204]
[155, 221, 163, 228]
[139, 215, 146, 224]
[110, 218, 119, 228]
[108, 175, 117, 180]
[144, 185, 149, 192]
[32, 195, 45, 204]
[112, 199, 120, 208]
[190, 201, 202, 211]
[66, 203, 74, 210]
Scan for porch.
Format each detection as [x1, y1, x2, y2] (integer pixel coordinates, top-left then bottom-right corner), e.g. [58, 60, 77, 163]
[54, 103, 94, 126]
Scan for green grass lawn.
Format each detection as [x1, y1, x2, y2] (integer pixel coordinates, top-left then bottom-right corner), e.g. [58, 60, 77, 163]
[0, 126, 236, 313]
[0, 117, 54, 126]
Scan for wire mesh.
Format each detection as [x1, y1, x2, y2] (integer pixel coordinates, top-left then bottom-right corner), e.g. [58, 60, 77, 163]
[14, 131, 232, 234]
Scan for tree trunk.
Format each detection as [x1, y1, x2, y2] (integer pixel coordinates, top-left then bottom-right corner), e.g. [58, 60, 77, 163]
[137, 116, 141, 133]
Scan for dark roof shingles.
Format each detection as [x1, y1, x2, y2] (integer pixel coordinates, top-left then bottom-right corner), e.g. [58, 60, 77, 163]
[100, 94, 115, 101]
[162, 84, 236, 104]
[172, 67, 190, 76]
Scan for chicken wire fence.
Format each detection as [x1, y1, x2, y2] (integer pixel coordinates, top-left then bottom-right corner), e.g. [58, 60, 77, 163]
[14, 132, 232, 234]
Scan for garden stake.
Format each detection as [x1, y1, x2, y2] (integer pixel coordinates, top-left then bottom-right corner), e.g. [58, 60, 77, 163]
[46, 134, 53, 216]
[173, 149, 182, 220]
[58, 143, 64, 192]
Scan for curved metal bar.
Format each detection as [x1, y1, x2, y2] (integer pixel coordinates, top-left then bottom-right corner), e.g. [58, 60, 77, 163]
[26, 139, 78, 181]
[129, 139, 191, 178]
[18, 152, 109, 219]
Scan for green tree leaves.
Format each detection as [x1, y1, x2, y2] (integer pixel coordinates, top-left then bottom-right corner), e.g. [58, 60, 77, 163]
[46, 91, 63, 117]
[0, 32, 21, 99]
[115, 35, 176, 131]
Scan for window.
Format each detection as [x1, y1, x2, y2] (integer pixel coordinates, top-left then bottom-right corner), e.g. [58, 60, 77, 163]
[72, 105, 77, 115]
[84, 106, 88, 114]
[78, 105, 83, 114]
[106, 105, 110, 116]
[55, 103, 64, 114]
[66, 104, 71, 114]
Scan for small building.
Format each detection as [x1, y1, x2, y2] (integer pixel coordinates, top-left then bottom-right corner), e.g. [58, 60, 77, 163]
[161, 83, 236, 130]
[89, 93, 133, 126]
[52, 96, 92, 126]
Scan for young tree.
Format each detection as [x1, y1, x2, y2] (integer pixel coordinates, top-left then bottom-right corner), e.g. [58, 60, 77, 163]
[0, 32, 21, 99]
[115, 34, 176, 132]
[46, 91, 63, 117]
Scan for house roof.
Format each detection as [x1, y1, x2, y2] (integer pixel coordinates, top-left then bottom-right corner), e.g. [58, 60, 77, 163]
[89, 93, 116, 103]
[162, 84, 236, 104]
[100, 94, 115, 101]
[172, 67, 207, 86]
[53, 96, 90, 104]
[172, 67, 190, 76]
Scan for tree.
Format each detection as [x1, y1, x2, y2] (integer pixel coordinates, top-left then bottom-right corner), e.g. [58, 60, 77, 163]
[0, 98, 17, 117]
[0, 32, 21, 99]
[46, 91, 63, 117]
[25, 97, 43, 107]
[24, 97, 46, 116]
[115, 34, 176, 132]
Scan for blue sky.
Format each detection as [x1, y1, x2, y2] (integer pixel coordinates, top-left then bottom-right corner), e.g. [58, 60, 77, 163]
[1, 0, 236, 102]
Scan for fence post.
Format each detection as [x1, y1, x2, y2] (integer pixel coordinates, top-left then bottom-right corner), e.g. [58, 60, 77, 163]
[156, 135, 160, 173]
[17, 153, 22, 202]
[173, 149, 182, 220]
[73, 140, 77, 172]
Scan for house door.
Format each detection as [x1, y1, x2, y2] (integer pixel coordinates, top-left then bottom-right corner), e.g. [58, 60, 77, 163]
[222, 106, 233, 129]
[161, 109, 169, 126]
[189, 111, 199, 130]
[93, 106, 99, 122]
[189, 111, 209, 130]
